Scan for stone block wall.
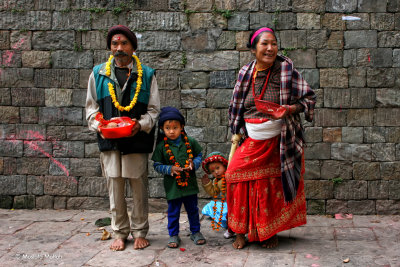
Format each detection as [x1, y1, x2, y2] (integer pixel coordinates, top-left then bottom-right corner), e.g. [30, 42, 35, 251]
[0, 0, 399, 214]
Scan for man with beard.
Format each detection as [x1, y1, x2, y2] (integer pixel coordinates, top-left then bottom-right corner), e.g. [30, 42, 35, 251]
[86, 25, 160, 251]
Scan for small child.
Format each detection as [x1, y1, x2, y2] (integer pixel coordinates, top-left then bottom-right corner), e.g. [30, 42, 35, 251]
[201, 152, 235, 239]
[151, 107, 206, 248]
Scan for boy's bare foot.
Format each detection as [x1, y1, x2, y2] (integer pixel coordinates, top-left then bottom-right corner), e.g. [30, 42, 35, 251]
[261, 235, 278, 248]
[110, 238, 125, 251]
[196, 239, 206, 245]
[168, 235, 181, 248]
[232, 234, 246, 249]
[168, 241, 179, 248]
[133, 237, 150, 250]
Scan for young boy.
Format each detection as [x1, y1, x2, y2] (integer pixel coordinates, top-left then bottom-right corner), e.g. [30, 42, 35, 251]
[151, 107, 206, 248]
[201, 152, 235, 239]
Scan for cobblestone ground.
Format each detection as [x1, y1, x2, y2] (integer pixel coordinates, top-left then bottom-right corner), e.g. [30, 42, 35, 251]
[0, 209, 399, 267]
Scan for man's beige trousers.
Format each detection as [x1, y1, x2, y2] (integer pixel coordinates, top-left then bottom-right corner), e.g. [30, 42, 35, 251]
[100, 151, 149, 239]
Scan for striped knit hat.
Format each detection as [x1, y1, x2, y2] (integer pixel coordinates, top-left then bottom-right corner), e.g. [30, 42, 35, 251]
[202, 152, 228, 174]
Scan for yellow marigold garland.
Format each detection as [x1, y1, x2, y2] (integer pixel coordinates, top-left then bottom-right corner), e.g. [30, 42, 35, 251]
[211, 174, 226, 231]
[105, 54, 143, 112]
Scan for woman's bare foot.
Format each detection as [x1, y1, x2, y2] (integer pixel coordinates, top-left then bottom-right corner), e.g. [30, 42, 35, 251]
[261, 235, 278, 248]
[110, 238, 125, 251]
[133, 237, 150, 250]
[232, 234, 246, 249]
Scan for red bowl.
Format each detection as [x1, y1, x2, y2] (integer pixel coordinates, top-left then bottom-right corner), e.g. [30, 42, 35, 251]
[99, 117, 135, 139]
[255, 99, 287, 117]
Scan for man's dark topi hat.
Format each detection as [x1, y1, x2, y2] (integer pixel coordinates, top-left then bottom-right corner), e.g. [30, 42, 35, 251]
[107, 25, 137, 50]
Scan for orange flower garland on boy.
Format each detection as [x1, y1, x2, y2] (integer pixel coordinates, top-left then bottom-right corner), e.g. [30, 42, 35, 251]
[151, 107, 206, 248]
[201, 152, 235, 239]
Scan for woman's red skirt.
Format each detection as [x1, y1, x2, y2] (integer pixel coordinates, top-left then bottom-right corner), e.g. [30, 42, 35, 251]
[226, 136, 306, 242]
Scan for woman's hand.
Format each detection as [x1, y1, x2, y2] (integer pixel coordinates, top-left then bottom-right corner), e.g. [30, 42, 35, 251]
[269, 105, 292, 120]
[201, 174, 211, 185]
[231, 134, 242, 144]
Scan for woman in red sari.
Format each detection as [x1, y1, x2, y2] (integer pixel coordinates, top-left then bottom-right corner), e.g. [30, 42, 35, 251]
[226, 27, 316, 249]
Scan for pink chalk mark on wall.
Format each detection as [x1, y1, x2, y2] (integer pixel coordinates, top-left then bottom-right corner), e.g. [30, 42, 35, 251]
[3, 50, 15, 66]
[20, 130, 77, 184]
[2, 38, 25, 67]
[24, 141, 70, 177]
[23, 130, 45, 141]
[12, 38, 25, 50]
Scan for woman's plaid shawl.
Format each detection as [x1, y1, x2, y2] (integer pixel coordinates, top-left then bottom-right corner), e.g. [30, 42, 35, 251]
[228, 55, 316, 202]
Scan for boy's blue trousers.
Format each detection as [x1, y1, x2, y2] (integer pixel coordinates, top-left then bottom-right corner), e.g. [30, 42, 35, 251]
[167, 194, 200, 236]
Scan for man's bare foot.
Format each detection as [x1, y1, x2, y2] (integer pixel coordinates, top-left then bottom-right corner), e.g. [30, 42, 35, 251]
[133, 237, 150, 250]
[110, 238, 125, 251]
[261, 235, 278, 248]
[232, 234, 246, 249]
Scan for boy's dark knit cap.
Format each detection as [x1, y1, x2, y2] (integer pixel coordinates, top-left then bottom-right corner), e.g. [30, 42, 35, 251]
[107, 25, 138, 50]
[158, 107, 185, 127]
